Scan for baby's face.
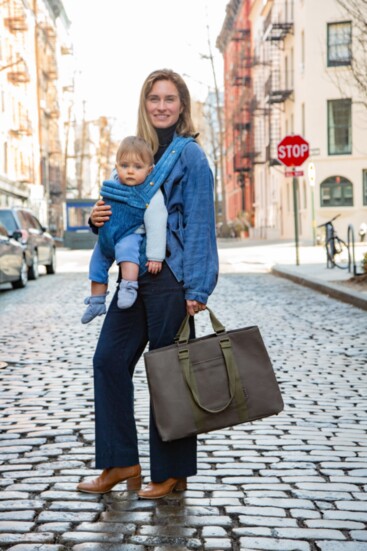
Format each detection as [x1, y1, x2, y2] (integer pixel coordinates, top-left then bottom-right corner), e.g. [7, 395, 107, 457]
[115, 155, 153, 186]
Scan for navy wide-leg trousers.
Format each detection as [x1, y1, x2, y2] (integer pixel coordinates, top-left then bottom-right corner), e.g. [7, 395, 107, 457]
[93, 262, 197, 482]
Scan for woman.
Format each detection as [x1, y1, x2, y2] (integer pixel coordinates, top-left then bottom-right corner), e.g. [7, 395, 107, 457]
[77, 69, 219, 499]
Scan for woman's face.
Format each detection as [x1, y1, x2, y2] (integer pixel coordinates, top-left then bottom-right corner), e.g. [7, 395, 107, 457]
[145, 79, 183, 129]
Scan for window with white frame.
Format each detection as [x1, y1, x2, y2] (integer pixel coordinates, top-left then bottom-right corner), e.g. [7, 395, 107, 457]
[327, 21, 352, 66]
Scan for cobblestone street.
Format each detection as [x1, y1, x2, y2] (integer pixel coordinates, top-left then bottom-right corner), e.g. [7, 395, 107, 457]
[0, 247, 366, 551]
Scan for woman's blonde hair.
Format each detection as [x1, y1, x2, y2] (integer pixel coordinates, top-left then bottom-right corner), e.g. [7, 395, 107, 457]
[116, 136, 154, 166]
[137, 69, 197, 154]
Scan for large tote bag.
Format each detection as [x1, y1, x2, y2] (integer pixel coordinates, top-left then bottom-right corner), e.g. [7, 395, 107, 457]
[144, 308, 284, 442]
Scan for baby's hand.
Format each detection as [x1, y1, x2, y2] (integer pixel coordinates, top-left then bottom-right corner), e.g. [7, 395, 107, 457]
[146, 260, 162, 274]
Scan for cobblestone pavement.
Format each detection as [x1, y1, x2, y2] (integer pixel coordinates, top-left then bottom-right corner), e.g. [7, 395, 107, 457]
[0, 254, 367, 551]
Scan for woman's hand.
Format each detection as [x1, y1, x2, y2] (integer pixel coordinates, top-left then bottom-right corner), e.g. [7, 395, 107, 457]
[186, 300, 206, 316]
[90, 199, 112, 227]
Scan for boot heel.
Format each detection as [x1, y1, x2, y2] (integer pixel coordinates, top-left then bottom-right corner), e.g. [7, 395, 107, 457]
[127, 474, 142, 491]
[174, 478, 187, 492]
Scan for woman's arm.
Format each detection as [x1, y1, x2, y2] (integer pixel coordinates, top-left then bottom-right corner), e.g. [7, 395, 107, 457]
[181, 143, 219, 304]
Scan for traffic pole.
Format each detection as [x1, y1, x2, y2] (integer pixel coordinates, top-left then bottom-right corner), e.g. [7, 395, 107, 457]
[277, 135, 310, 266]
[307, 162, 316, 246]
[311, 186, 316, 246]
[292, 170, 300, 266]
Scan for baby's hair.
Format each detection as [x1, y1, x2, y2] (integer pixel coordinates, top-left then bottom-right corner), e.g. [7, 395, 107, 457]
[116, 136, 154, 166]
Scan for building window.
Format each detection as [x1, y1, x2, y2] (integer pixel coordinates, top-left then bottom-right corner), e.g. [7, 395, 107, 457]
[328, 99, 352, 155]
[363, 170, 367, 206]
[327, 21, 352, 66]
[320, 176, 353, 207]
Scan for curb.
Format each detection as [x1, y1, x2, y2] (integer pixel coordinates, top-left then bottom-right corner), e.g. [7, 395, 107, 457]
[272, 266, 367, 312]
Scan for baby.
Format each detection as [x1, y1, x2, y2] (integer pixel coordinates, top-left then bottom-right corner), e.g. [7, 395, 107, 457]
[81, 136, 167, 323]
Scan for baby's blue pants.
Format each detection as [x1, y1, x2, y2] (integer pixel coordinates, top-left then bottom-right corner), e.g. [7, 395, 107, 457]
[89, 233, 143, 284]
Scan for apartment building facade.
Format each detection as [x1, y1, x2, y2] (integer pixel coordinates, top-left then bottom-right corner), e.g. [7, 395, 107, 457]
[218, 0, 367, 241]
[0, 0, 74, 235]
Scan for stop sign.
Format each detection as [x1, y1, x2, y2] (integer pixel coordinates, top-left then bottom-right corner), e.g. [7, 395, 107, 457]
[277, 135, 310, 167]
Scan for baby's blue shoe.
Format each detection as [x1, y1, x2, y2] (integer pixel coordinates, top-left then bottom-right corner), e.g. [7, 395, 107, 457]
[117, 280, 138, 309]
[81, 293, 108, 324]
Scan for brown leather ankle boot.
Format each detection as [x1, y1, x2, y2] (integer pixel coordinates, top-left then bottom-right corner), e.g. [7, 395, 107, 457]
[77, 465, 141, 494]
[138, 477, 187, 499]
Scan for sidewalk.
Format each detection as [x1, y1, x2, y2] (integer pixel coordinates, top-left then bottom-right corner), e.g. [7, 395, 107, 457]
[217, 238, 367, 311]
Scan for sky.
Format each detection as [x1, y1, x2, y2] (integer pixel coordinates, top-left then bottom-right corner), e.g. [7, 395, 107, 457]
[62, 0, 229, 137]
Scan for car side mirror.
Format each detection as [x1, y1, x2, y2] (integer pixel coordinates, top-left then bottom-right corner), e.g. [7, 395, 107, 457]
[12, 229, 23, 240]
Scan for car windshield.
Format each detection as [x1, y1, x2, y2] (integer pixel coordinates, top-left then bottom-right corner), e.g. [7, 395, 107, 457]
[0, 210, 17, 233]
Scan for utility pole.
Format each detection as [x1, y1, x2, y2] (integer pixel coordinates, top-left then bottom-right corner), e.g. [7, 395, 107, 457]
[33, 0, 43, 189]
[204, 23, 227, 225]
[206, 103, 221, 223]
[77, 100, 87, 198]
[62, 102, 73, 196]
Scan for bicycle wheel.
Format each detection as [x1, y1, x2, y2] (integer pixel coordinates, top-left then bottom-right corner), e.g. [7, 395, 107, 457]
[326, 237, 349, 269]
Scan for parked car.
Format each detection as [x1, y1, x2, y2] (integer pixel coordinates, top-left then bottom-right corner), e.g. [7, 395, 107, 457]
[0, 222, 28, 289]
[0, 208, 56, 279]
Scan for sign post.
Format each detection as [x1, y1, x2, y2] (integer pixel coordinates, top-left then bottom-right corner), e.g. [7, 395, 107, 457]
[307, 162, 316, 246]
[277, 135, 310, 265]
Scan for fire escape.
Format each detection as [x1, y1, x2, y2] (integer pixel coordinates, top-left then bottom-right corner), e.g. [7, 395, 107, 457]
[231, 27, 256, 214]
[263, 0, 294, 165]
[37, 21, 62, 199]
[3, 0, 34, 183]
[4, 2, 30, 84]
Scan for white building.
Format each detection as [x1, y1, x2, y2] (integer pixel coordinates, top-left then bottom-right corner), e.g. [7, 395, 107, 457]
[249, 0, 367, 242]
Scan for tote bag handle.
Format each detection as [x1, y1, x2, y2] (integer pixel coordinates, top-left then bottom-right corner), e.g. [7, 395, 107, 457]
[176, 308, 248, 420]
[178, 338, 244, 414]
[175, 307, 226, 344]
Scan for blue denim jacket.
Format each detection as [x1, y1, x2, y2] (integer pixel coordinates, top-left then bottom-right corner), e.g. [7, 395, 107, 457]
[139, 140, 219, 303]
[92, 139, 219, 304]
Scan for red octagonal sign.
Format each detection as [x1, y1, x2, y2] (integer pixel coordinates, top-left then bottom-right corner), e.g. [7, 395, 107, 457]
[277, 135, 310, 167]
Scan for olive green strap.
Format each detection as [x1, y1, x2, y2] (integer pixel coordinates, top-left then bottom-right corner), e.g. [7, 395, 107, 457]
[178, 337, 248, 425]
[175, 307, 226, 344]
[219, 339, 248, 422]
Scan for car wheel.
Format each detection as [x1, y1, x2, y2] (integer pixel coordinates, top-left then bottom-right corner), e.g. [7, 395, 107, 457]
[28, 251, 39, 280]
[46, 248, 56, 275]
[12, 257, 28, 289]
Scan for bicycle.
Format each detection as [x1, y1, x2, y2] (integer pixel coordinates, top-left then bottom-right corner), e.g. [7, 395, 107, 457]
[317, 214, 349, 269]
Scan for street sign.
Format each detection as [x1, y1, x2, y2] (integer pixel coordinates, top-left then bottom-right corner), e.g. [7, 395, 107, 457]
[285, 170, 304, 177]
[278, 135, 310, 267]
[308, 162, 316, 186]
[277, 135, 310, 167]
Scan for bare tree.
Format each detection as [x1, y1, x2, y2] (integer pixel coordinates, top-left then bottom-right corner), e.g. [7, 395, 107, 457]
[336, 0, 367, 109]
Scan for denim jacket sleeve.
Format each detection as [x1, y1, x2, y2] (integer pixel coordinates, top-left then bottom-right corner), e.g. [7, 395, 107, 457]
[180, 142, 219, 303]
